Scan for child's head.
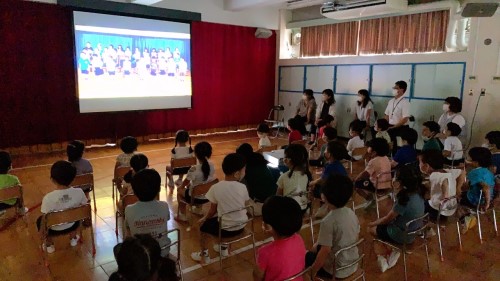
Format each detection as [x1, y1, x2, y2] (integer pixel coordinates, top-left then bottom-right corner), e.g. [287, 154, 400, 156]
[67, 140, 85, 162]
[287, 117, 301, 131]
[257, 123, 270, 138]
[348, 120, 364, 138]
[321, 174, 353, 208]
[419, 150, 444, 174]
[174, 130, 190, 146]
[395, 165, 424, 206]
[468, 147, 492, 168]
[236, 143, 254, 160]
[445, 122, 462, 137]
[284, 144, 309, 170]
[222, 153, 246, 180]
[375, 119, 390, 132]
[322, 115, 334, 127]
[325, 141, 349, 162]
[422, 121, 440, 139]
[130, 153, 149, 172]
[194, 142, 213, 181]
[261, 196, 302, 238]
[321, 89, 335, 104]
[322, 127, 337, 142]
[367, 138, 390, 157]
[400, 127, 418, 145]
[120, 136, 138, 154]
[484, 131, 500, 149]
[131, 168, 161, 202]
[50, 160, 77, 186]
[0, 151, 12, 174]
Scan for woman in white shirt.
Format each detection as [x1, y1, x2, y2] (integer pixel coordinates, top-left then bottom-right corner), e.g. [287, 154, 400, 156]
[437, 97, 467, 142]
[354, 89, 375, 140]
[315, 89, 337, 128]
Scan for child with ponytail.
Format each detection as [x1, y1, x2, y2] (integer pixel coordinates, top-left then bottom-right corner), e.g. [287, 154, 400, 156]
[166, 130, 194, 189]
[175, 141, 215, 221]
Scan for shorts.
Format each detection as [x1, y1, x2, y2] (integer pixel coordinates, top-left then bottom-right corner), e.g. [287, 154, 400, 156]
[424, 200, 441, 222]
[459, 191, 477, 209]
[200, 217, 245, 238]
[184, 189, 209, 205]
[376, 224, 399, 244]
[305, 246, 333, 279]
[36, 215, 80, 235]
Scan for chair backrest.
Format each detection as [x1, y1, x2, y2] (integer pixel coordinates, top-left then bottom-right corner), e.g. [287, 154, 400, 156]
[70, 173, 94, 191]
[334, 238, 365, 278]
[438, 195, 459, 215]
[191, 178, 219, 199]
[171, 156, 197, 169]
[44, 204, 91, 230]
[156, 228, 181, 261]
[292, 139, 307, 146]
[257, 145, 278, 154]
[352, 147, 368, 158]
[405, 213, 430, 236]
[0, 184, 22, 203]
[114, 166, 131, 179]
[219, 205, 255, 233]
[122, 194, 139, 209]
[375, 171, 393, 190]
[282, 266, 313, 281]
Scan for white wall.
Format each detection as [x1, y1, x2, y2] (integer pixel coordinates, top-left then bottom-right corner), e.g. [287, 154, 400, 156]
[277, 14, 500, 147]
[29, 0, 280, 29]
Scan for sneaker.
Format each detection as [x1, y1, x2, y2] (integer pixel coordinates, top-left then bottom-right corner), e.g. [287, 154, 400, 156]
[42, 243, 55, 254]
[175, 178, 183, 186]
[70, 234, 80, 247]
[191, 205, 204, 215]
[387, 250, 401, 269]
[191, 251, 210, 264]
[175, 212, 188, 222]
[314, 204, 329, 218]
[213, 244, 229, 257]
[377, 255, 389, 273]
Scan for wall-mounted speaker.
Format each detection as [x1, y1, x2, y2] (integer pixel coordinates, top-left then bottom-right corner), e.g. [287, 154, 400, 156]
[255, 28, 273, 39]
[461, 1, 499, 17]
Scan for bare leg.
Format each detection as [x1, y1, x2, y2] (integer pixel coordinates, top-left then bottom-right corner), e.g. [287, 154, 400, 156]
[166, 167, 174, 188]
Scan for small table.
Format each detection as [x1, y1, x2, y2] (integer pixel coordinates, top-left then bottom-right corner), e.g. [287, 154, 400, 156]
[263, 149, 285, 168]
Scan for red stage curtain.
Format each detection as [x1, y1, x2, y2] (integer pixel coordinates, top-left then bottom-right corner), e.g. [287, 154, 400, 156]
[0, 0, 276, 148]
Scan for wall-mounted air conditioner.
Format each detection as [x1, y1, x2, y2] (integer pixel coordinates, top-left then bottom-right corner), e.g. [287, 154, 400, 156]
[321, 0, 408, 20]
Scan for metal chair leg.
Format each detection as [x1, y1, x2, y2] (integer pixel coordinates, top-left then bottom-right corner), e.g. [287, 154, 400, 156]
[493, 208, 498, 236]
[437, 225, 444, 262]
[374, 194, 380, 219]
[424, 242, 431, 275]
[477, 212, 483, 244]
[112, 181, 115, 200]
[456, 221, 463, 251]
[403, 249, 408, 281]
[115, 212, 119, 237]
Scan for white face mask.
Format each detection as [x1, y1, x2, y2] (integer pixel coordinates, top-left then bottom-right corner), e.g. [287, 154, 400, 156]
[442, 104, 450, 112]
[357, 97, 363, 102]
[392, 89, 399, 96]
[422, 136, 430, 142]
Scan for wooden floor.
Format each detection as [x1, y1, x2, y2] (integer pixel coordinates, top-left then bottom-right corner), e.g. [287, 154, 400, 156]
[1, 130, 499, 281]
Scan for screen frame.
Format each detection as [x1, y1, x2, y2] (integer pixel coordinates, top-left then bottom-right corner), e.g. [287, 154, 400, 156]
[61, 0, 200, 114]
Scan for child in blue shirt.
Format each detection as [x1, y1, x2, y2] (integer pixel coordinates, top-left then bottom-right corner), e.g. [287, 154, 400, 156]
[391, 127, 418, 168]
[459, 147, 496, 233]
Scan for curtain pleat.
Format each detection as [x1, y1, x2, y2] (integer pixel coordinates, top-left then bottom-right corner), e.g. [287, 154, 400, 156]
[300, 21, 359, 57]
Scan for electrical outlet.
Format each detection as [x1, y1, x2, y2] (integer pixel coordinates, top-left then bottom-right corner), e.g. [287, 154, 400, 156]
[469, 89, 473, 96]
[480, 88, 486, 96]
[493, 76, 500, 84]
[469, 75, 477, 80]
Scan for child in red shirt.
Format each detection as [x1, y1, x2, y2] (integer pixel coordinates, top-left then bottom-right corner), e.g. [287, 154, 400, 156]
[317, 115, 334, 140]
[288, 118, 303, 144]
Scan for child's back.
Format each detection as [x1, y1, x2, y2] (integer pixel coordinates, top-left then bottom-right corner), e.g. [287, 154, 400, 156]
[277, 170, 309, 209]
[376, 131, 391, 145]
[259, 136, 271, 148]
[72, 158, 93, 175]
[393, 144, 417, 166]
[0, 173, 20, 206]
[428, 169, 461, 216]
[366, 156, 391, 189]
[347, 136, 364, 160]
[467, 166, 495, 206]
[205, 180, 249, 230]
[172, 146, 192, 159]
[444, 136, 463, 160]
[388, 192, 424, 244]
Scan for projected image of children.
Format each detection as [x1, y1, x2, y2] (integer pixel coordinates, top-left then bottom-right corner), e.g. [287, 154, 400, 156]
[75, 29, 191, 99]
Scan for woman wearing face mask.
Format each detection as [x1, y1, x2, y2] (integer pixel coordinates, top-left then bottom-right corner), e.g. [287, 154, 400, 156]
[437, 97, 467, 142]
[354, 89, 375, 140]
[315, 89, 337, 129]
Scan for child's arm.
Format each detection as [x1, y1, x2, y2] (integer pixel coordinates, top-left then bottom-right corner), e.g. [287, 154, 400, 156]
[442, 150, 451, 158]
[391, 160, 399, 168]
[311, 245, 331, 274]
[480, 182, 492, 210]
[199, 203, 217, 224]
[368, 209, 398, 227]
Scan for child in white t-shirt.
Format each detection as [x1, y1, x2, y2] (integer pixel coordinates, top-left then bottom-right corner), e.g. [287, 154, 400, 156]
[37, 161, 88, 254]
[191, 153, 249, 264]
[257, 123, 272, 149]
[277, 144, 311, 211]
[176, 142, 215, 221]
[419, 150, 464, 221]
[443, 123, 464, 166]
[347, 120, 365, 161]
[166, 130, 194, 189]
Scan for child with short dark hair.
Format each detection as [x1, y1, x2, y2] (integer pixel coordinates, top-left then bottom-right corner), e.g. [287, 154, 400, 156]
[375, 119, 391, 147]
[368, 165, 425, 272]
[257, 123, 272, 148]
[37, 161, 88, 253]
[354, 138, 392, 206]
[421, 121, 443, 152]
[125, 168, 171, 256]
[317, 115, 334, 139]
[391, 127, 418, 167]
[0, 151, 23, 214]
[347, 120, 365, 160]
[191, 153, 250, 264]
[166, 130, 194, 188]
[484, 131, 500, 174]
[306, 174, 360, 279]
[116, 136, 138, 169]
[287, 117, 303, 144]
[67, 140, 93, 175]
[310, 127, 337, 167]
[442, 122, 464, 166]
[119, 153, 149, 197]
[254, 196, 306, 281]
[459, 147, 495, 233]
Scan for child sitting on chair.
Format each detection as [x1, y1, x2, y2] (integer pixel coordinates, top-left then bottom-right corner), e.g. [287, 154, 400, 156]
[442, 123, 464, 166]
[317, 115, 334, 140]
[119, 153, 149, 197]
[67, 140, 93, 175]
[347, 120, 365, 161]
[0, 151, 24, 215]
[124, 168, 171, 257]
[115, 136, 138, 169]
[391, 127, 418, 168]
[375, 119, 392, 149]
[176, 142, 215, 222]
[166, 130, 194, 189]
[37, 161, 88, 253]
[191, 153, 249, 264]
[310, 127, 337, 167]
[257, 123, 272, 149]
[287, 117, 304, 145]
[306, 174, 360, 280]
[483, 131, 500, 174]
[254, 196, 306, 281]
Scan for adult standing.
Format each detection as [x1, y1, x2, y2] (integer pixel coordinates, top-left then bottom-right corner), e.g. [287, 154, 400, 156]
[316, 89, 337, 129]
[384, 81, 411, 153]
[437, 97, 467, 142]
[295, 89, 317, 144]
[354, 89, 375, 140]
